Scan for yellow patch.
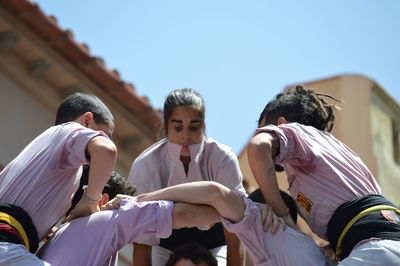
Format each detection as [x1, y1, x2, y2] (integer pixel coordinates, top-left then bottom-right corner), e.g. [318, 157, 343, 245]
[296, 193, 313, 216]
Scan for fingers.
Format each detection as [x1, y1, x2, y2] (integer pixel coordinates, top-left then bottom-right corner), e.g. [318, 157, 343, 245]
[278, 216, 286, 231]
[271, 213, 280, 234]
[263, 206, 272, 232]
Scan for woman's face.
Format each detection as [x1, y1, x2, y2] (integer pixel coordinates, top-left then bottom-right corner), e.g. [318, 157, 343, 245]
[167, 106, 204, 157]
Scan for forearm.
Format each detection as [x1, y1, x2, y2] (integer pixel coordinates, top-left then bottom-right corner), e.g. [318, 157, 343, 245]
[137, 182, 245, 222]
[86, 136, 117, 199]
[224, 227, 245, 266]
[247, 133, 287, 214]
[137, 181, 218, 204]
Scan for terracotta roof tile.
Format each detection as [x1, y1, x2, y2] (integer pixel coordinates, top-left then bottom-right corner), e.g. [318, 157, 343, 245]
[1, 0, 162, 133]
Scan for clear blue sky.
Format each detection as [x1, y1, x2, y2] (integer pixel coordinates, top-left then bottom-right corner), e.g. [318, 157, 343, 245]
[35, 0, 400, 153]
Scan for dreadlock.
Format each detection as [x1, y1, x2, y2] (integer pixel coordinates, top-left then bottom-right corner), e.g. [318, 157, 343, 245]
[258, 85, 341, 132]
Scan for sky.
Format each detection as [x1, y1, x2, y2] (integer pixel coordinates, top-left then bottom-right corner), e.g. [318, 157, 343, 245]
[34, 0, 400, 154]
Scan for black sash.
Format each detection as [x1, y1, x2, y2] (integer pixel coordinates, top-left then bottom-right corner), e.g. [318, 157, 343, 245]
[0, 203, 39, 253]
[327, 195, 400, 260]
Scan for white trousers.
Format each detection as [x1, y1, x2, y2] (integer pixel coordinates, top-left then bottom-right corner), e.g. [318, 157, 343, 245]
[338, 239, 400, 266]
[152, 245, 227, 266]
[0, 242, 50, 266]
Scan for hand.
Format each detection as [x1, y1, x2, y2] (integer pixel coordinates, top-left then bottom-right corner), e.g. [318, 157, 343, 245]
[62, 197, 100, 223]
[280, 212, 298, 231]
[320, 244, 336, 260]
[101, 194, 137, 211]
[255, 203, 285, 234]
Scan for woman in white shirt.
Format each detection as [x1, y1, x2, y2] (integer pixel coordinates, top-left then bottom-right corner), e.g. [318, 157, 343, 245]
[128, 88, 245, 266]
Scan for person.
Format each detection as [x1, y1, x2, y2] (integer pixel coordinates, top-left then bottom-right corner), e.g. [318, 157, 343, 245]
[37, 173, 220, 266]
[135, 181, 336, 266]
[247, 85, 400, 264]
[0, 93, 117, 265]
[165, 243, 218, 266]
[128, 88, 245, 266]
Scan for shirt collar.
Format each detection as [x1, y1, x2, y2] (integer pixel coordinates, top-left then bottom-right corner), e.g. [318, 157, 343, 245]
[166, 137, 205, 163]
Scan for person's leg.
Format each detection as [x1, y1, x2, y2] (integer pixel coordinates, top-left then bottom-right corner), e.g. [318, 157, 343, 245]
[338, 239, 400, 266]
[0, 242, 50, 266]
[151, 245, 173, 266]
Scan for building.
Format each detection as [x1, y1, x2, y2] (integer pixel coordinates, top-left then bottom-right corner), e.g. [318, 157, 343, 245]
[0, 1, 163, 264]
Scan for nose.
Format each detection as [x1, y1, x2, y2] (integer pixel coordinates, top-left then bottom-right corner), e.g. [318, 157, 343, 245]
[181, 128, 191, 141]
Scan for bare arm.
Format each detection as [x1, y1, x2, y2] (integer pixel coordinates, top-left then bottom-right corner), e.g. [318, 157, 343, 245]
[247, 132, 296, 229]
[133, 243, 151, 266]
[137, 181, 245, 223]
[172, 203, 220, 229]
[64, 136, 117, 222]
[224, 227, 245, 266]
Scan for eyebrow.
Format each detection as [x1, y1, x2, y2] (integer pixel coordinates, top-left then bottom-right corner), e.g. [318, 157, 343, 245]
[171, 119, 203, 124]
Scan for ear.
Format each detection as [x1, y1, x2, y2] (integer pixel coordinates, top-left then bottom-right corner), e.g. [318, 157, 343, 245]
[277, 117, 288, 125]
[82, 112, 94, 126]
[74, 112, 94, 127]
[99, 193, 109, 207]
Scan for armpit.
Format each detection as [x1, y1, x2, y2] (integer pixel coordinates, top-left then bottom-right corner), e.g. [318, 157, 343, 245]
[270, 132, 280, 158]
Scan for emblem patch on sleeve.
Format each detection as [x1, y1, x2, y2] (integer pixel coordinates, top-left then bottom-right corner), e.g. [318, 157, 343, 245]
[381, 210, 400, 224]
[296, 192, 313, 216]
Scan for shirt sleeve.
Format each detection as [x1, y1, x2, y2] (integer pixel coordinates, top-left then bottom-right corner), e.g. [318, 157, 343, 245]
[62, 123, 108, 168]
[255, 123, 316, 166]
[116, 200, 173, 246]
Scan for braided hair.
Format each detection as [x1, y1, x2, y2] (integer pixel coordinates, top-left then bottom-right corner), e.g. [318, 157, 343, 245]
[258, 85, 341, 132]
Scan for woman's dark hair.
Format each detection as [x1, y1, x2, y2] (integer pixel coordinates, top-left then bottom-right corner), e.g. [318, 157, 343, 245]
[248, 188, 298, 223]
[55, 93, 114, 126]
[165, 243, 218, 266]
[163, 88, 205, 133]
[258, 85, 340, 132]
[67, 166, 136, 215]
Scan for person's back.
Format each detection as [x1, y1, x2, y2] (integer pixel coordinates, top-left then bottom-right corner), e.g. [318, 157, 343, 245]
[38, 171, 221, 266]
[37, 170, 156, 266]
[221, 189, 334, 266]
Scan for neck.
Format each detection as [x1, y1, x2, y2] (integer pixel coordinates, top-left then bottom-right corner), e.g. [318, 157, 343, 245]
[180, 155, 191, 175]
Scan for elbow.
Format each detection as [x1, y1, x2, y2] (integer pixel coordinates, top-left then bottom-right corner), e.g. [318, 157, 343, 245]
[203, 182, 228, 204]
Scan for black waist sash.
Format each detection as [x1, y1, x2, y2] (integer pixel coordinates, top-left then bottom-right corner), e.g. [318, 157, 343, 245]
[0, 203, 39, 253]
[327, 195, 400, 260]
[160, 222, 226, 251]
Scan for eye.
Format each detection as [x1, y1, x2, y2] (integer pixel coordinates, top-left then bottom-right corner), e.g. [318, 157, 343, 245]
[174, 126, 183, 132]
[189, 126, 201, 132]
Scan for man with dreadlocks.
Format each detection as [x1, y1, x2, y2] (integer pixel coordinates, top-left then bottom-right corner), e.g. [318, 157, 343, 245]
[247, 85, 400, 265]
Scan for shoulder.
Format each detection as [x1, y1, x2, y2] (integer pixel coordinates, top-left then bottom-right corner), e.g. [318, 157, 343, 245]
[203, 137, 235, 157]
[53, 122, 104, 138]
[257, 122, 325, 140]
[132, 138, 168, 167]
[202, 137, 239, 165]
